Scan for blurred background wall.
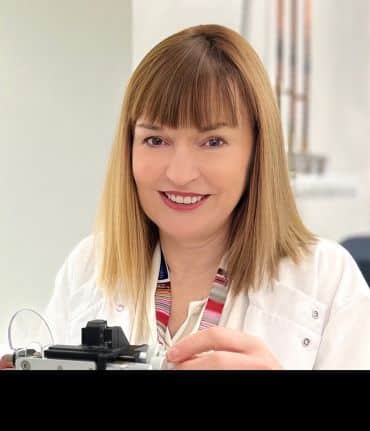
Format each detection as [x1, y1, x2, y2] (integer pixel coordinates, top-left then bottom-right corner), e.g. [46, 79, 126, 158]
[1, 0, 369, 345]
[0, 0, 132, 342]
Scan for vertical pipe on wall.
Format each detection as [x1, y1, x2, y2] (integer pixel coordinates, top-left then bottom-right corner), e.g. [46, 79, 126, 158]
[240, 0, 252, 41]
[276, 0, 284, 111]
[302, 0, 311, 154]
[288, 0, 298, 161]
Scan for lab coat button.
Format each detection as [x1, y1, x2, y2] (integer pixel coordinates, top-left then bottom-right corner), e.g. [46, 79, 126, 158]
[303, 338, 311, 347]
[312, 310, 319, 319]
[116, 304, 124, 312]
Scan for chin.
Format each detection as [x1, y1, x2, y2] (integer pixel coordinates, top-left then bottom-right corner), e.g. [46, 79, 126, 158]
[158, 224, 206, 241]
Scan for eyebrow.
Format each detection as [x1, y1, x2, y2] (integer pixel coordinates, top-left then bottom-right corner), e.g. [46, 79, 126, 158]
[135, 122, 229, 132]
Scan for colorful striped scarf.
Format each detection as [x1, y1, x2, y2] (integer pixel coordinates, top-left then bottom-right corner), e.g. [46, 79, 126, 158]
[155, 248, 229, 345]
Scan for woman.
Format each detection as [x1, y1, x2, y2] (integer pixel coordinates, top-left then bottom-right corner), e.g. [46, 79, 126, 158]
[7, 24, 370, 370]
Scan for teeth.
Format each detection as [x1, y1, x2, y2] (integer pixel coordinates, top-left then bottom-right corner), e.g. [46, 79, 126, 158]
[164, 193, 205, 205]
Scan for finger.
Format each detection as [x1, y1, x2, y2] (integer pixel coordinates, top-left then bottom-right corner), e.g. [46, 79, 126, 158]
[173, 351, 257, 370]
[167, 327, 260, 362]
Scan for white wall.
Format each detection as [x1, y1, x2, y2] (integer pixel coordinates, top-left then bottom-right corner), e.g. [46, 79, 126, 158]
[241, 0, 370, 241]
[132, 0, 243, 68]
[0, 0, 132, 344]
[296, 0, 370, 241]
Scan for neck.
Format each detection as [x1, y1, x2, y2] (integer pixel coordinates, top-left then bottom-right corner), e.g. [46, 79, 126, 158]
[159, 226, 229, 281]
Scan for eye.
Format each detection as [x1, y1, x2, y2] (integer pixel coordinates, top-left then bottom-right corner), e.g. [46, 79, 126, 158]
[143, 136, 166, 147]
[204, 136, 226, 149]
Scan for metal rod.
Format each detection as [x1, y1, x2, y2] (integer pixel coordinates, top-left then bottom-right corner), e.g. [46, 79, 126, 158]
[240, 0, 252, 41]
[288, 0, 298, 159]
[302, 0, 311, 153]
[276, 0, 284, 110]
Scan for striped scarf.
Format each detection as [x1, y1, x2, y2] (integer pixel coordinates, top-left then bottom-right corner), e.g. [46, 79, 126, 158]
[155, 248, 229, 345]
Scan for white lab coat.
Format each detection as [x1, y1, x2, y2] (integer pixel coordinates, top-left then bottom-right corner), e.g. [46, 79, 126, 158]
[43, 235, 370, 370]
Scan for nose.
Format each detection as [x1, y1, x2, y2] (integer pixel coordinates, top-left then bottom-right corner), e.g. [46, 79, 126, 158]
[165, 146, 200, 186]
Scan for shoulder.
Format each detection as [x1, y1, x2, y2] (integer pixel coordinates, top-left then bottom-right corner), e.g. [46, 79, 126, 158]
[67, 234, 97, 267]
[61, 234, 104, 309]
[277, 237, 369, 307]
[243, 239, 370, 369]
[54, 234, 100, 304]
[65, 234, 98, 285]
[280, 237, 358, 277]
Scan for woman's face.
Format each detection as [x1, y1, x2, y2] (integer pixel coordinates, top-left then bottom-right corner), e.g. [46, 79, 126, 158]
[132, 105, 254, 243]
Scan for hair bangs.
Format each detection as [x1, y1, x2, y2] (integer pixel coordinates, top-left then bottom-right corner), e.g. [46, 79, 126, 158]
[131, 48, 245, 131]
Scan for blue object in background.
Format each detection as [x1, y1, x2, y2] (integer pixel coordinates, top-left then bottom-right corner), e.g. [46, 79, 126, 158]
[340, 236, 370, 287]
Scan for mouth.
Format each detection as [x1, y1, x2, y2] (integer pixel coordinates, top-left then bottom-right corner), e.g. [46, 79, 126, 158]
[158, 191, 211, 211]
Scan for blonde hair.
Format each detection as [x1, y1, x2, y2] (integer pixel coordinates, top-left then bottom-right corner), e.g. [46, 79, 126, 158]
[94, 24, 316, 341]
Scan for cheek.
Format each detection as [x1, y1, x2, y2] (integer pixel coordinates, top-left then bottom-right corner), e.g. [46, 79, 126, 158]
[132, 149, 160, 186]
[213, 153, 250, 200]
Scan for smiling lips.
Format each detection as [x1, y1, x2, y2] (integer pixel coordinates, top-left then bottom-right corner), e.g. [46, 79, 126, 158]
[159, 191, 210, 211]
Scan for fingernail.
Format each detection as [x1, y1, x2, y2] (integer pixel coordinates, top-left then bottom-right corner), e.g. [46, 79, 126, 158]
[167, 347, 180, 361]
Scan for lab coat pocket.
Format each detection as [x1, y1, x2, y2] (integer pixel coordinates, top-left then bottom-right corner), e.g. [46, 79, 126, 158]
[245, 281, 328, 369]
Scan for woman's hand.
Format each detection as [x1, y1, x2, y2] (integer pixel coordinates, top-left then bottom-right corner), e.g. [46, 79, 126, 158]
[166, 327, 282, 370]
